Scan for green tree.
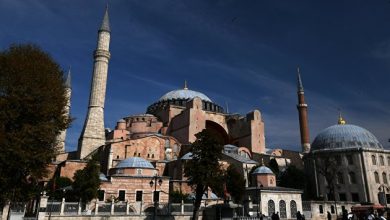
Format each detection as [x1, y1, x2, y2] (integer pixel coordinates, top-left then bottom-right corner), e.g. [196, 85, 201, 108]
[72, 157, 101, 203]
[279, 165, 305, 190]
[225, 164, 246, 203]
[268, 158, 280, 176]
[169, 190, 191, 203]
[46, 177, 76, 201]
[0, 44, 71, 204]
[184, 129, 225, 220]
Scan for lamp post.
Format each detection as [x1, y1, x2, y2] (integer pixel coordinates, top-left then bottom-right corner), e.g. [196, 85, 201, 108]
[149, 175, 163, 220]
[256, 184, 263, 217]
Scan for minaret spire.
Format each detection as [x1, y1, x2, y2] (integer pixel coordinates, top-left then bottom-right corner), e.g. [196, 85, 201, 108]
[55, 67, 72, 157]
[297, 67, 304, 92]
[296, 67, 311, 153]
[65, 66, 71, 88]
[78, 7, 112, 159]
[99, 5, 110, 33]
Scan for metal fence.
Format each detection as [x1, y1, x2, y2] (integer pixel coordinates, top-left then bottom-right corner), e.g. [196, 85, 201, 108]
[97, 203, 111, 215]
[64, 202, 79, 215]
[113, 203, 127, 215]
[46, 202, 61, 216]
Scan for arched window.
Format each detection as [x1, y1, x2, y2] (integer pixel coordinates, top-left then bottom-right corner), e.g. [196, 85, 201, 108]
[279, 200, 286, 218]
[319, 205, 324, 214]
[374, 172, 380, 183]
[268, 200, 275, 217]
[337, 172, 344, 184]
[372, 155, 377, 165]
[380, 156, 384, 166]
[331, 205, 335, 214]
[382, 172, 388, 184]
[290, 200, 297, 218]
[349, 172, 356, 184]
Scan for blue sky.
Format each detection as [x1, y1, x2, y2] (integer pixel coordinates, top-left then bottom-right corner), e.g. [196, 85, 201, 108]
[1, 0, 389, 151]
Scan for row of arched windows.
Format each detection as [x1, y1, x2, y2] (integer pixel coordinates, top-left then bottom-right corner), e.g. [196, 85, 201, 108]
[267, 200, 297, 218]
[371, 155, 390, 166]
[336, 171, 357, 184]
[374, 171, 388, 184]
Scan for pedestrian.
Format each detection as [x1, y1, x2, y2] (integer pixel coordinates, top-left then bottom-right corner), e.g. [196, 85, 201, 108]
[327, 211, 332, 220]
[272, 212, 277, 220]
[343, 209, 349, 220]
[297, 211, 303, 220]
[276, 212, 280, 220]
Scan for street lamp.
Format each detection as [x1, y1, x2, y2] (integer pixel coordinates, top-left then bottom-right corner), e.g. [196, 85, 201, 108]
[149, 175, 163, 220]
[256, 184, 263, 217]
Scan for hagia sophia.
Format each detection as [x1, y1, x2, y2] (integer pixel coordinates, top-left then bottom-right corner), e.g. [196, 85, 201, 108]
[50, 7, 390, 219]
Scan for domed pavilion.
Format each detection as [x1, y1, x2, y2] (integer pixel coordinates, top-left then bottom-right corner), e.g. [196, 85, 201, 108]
[305, 114, 390, 205]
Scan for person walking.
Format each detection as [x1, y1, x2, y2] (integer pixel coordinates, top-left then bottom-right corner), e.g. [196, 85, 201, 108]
[297, 211, 303, 220]
[327, 211, 332, 220]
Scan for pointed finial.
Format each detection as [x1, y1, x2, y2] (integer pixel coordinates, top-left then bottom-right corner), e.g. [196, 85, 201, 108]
[184, 80, 188, 90]
[261, 158, 264, 166]
[65, 66, 71, 88]
[99, 5, 110, 32]
[225, 101, 229, 114]
[297, 67, 304, 92]
[337, 109, 346, 125]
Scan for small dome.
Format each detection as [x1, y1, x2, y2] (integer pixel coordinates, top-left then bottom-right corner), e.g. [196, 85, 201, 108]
[159, 89, 212, 102]
[115, 157, 154, 169]
[181, 152, 193, 160]
[253, 166, 274, 175]
[99, 173, 108, 181]
[118, 119, 125, 123]
[223, 144, 238, 154]
[312, 124, 383, 151]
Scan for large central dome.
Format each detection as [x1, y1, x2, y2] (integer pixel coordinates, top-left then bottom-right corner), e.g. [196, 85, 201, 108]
[311, 124, 383, 151]
[159, 88, 212, 102]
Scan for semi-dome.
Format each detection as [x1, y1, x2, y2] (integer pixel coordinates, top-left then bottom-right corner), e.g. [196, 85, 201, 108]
[115, 157, 155, 169]
[252, 166, 274, 175]
[311, 124, 383, 151]
[159, 88, 212, 102]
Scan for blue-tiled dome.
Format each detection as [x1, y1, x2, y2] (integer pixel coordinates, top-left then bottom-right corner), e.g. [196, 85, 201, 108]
[253, 166, 274, 175]
[311, 124, 383, 151]
[115, 157, 154, 169]
[159, 89, 212, 102]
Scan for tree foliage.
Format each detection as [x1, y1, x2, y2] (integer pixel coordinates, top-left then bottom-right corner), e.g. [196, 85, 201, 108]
[184, 129, 224, 220]
[0, 44, 71, 203]
[225, 164, 246, 203]
[279, 165, 306, 190]
[46, 177, 75, 201]
[169, 190, 191, 203]
[268, 158, 280, 176]
[316, 154, 339, 200]
[72, 157, 101, 203]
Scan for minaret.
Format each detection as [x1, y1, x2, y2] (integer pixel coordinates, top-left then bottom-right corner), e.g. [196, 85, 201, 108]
[78, 7, 111, 159]
[296, 67, 311, 153]
[56, 68, 72, 154]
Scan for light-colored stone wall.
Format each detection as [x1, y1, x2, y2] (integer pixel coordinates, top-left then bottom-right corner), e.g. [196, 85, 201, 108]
[247, 189, 303, 218]
[78, 25, 111, 159]
[309, 148, 390, 204]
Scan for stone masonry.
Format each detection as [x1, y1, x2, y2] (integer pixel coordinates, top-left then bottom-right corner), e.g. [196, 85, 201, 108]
[78, 8, 111, 159]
